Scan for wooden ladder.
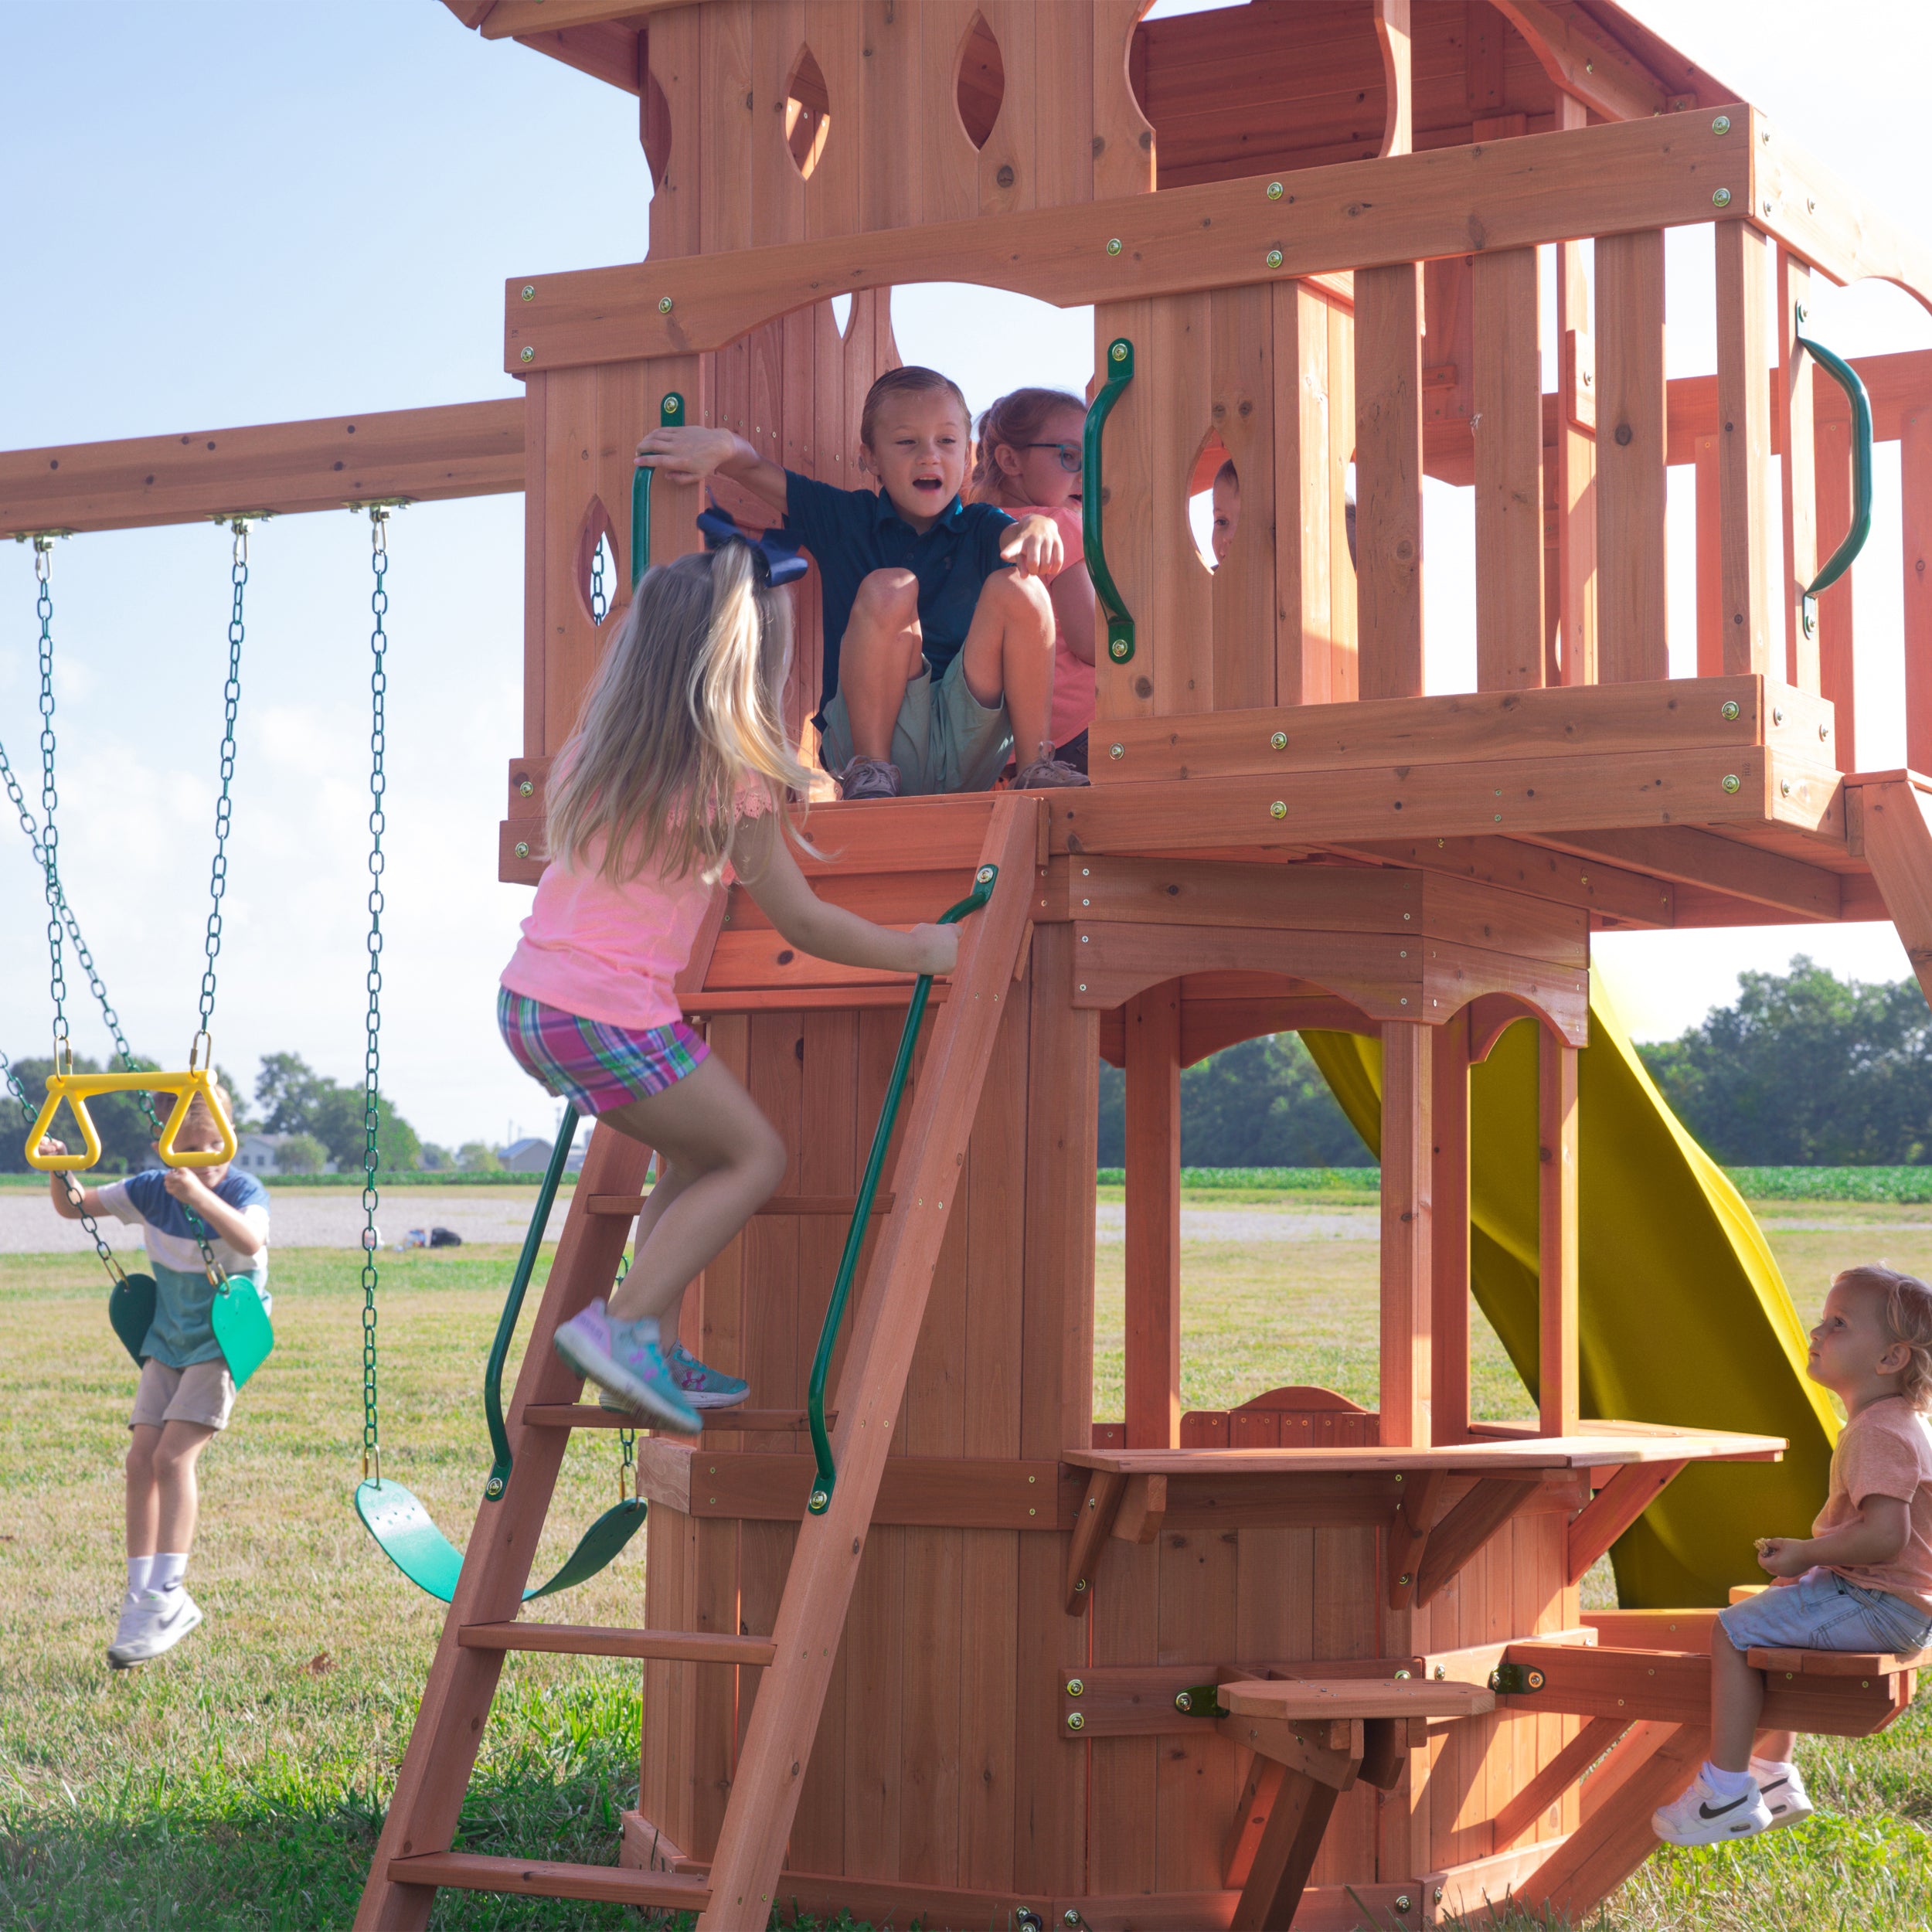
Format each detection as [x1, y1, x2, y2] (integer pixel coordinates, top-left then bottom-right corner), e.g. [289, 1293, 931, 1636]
[355, 794, 1040, 1931]
[1858, 774, 1932, 1009]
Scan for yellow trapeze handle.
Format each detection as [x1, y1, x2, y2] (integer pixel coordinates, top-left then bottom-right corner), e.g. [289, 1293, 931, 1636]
[25, 1066, 238, 1172]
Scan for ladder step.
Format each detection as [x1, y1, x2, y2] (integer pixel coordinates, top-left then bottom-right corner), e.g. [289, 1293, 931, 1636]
[458, 1621, 776, 1665]
[388, 1850, 710, 1910]
[522, 1403, 829, 1433]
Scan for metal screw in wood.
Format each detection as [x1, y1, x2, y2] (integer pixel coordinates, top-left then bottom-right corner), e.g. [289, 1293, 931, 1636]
[520, 346, 534, 362]
[1712, 188, 1732, 208]
[1721, 699, 1740, 719]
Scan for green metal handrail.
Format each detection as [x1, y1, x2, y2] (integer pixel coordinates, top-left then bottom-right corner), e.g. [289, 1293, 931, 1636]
[1794, 307, 1873, 633]
[805, 864, 1000, 1515]
[483, 1104, 580, 1501]
[1082, 337, 1136, 666]
[631, 392, 685, 591]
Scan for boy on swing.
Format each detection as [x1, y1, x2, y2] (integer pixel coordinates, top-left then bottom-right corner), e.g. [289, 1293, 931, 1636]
[42, 1081, 270, 1668]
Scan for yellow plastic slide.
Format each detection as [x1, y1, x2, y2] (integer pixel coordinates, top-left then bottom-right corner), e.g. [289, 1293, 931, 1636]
[1301, 973, 1840, 1607]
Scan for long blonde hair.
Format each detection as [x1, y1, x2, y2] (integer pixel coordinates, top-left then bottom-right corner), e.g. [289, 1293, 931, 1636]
[546, 544, 813, 886]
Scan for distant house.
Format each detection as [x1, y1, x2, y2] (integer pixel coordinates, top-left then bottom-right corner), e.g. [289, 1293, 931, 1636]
[232, 1131, 329, 1177]
[497, 1137, 553, 1174]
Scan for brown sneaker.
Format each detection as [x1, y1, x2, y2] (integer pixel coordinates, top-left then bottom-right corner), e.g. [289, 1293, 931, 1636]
[1012, 757, 1091, 790]
[839, 756, 902, 801]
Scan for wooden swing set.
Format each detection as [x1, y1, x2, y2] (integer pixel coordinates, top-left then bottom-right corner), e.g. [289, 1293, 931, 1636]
[9, 2, 1932, 1927]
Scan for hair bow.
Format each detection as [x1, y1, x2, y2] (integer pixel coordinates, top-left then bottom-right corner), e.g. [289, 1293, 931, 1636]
[696, 503, 809, 587]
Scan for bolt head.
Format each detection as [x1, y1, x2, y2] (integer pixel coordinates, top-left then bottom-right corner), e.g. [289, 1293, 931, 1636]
[1109, 742, 1124, 760]
[1773, 707, 1784, 726]
[1065, 1913, 1082, 1930]
[1266, 248, 1284, 270]
[1712, 114, 1732, 135]
[1270, 730, 1287, 750]
[1270, 800, 1287, 819]
[1721, 773, 1741, 794]
[1720, 699, 1740, 720]
[514, 840, 530, 859]
[1175, 1690, 1192, 1712]
[1066, 1678, 1084, 1696]
[1111, 339, 1128, 362]
[519, 346, 535, 362]
[1712, 187, 1733, 209]
[1819, 722, 1830, 740]
[977, 864, 996, 883]
[1781, 779, 1792, 797]
[1105, 237, 1123, 257]
[1066, 1711, 1085, 1730]
[518, 778, 534, 797]
[1398, 1572, 1412, 1587]
[1073, 1574, 1087, 1590]
[520, 284, 536, 300]
[1109, 637, 1131, 662]
[1267, 180, 1284, 199]
[658, 295, 673, 314]
[1396, 1896, 1413, 1913]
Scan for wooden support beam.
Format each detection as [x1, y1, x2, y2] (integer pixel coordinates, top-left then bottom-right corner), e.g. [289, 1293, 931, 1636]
[1903, 410, 1932, 777]
[1488, 0, 1669, 124]
[1851, 779, 1932, 1012]
[1222, 1757, 1287, 1889]
[1379, 1021, 1433, 1447]
[506, 114, 1751, 371]
[1694, 430, 1723, 676]
[1539, 1028, 1580, 1437]
[1431, 1012, 1473, 1443]
[1815, 406, 1857, 771]
[1124, 981, 1182, 1450]
[1528, 826, 1842, 924]
[1274, 281, 1337, 706]
[1064, 1470, 1127, 1612]
[1230, 1770, 1343, 1932]
[1415, 1476, 1540, 1604]
[1716, 221, 1774, 677]
[1374, 0, 1413, 159]
[1386, 1466, 1447, 1610]
[0, 400, 524, 539]
[1594, 228, 1668, 681]
[1566, 1459, 1689, 1584]
[1555, 93, 1597, 686]
[1780, 252, 1818, 692]
[1355, 264, 1426, 700]
[1111, 1472, 1169, 1544]
[1472, 247, 1545, 689]
[1492, 1714, 1628, 1851]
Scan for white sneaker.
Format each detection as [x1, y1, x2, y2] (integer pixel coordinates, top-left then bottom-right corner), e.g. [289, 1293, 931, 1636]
[107, 1587, 202, 1669]
[109, 1594, 145, 1657]
[1754, 1758, 1815, 1830]
[1651, 1768, 1772, 1846]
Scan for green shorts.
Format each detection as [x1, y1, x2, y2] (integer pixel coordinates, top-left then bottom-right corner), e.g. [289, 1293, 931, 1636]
[819, 651, 1013, 796]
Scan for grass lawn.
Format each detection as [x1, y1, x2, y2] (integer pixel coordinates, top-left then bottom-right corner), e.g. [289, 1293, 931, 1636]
[1, 1199, 1928, 1930]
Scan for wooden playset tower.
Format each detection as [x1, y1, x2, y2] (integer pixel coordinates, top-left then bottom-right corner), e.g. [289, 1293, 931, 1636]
[14, 3, 1932, 1928]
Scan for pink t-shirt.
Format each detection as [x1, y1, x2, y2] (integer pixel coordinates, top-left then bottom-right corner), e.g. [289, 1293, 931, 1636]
[1813, 1395, 1932, 1614]
[1010, 502, 1093, 750]
[501, 795, 768, 1031]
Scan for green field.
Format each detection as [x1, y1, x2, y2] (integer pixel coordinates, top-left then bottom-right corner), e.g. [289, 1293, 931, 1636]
[2, 1198, 1927, 1930]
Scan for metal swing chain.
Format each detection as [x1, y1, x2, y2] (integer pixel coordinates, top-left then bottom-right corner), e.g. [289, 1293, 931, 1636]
[360, 507, 390, 1483]
[16, 543, 128, 1284]
[590, 531, 608, 627]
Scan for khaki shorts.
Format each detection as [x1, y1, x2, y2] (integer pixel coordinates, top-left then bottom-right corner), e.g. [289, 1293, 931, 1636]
[819, 650, 1013, 796]
[130, 1357, 236, 1432]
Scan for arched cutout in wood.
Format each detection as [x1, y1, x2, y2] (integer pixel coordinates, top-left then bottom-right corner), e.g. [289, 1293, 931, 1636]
[784, 46, 832, 182]
[954, 12, 1004, 152]
[573, 495, 621, 628]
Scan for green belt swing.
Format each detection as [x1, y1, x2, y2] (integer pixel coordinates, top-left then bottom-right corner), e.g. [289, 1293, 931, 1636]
[344, 509, 645, 1603]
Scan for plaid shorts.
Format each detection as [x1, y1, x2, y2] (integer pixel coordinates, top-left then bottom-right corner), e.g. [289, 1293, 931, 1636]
[498, 988, 709, 1115]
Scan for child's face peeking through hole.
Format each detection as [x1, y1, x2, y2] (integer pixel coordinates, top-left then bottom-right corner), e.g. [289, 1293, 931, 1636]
[862, 388, 972, 531]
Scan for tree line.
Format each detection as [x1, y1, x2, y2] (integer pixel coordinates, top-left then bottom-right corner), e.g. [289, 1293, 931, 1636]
[1097, 961, 1932, 1168]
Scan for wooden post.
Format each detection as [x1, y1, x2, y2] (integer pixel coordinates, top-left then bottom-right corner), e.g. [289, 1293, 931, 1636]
[1274, 281, 1335, 706]
[1538, 1027, 1580, 1438]
[1554, 93, 1595, 686]
[1715, 220, 1773, 678]
[1693, 431, 1722, 678]
[1430, 1012, 1471, 1444]
[1902, 408, 1932, 775]
[1594, 228, 1666, 682]
[1778, 250, 1818, 692]
[1472, 246, 1545, 690]
[1124, 979, 1182, 1449]
[1379, 1021, 1432, 1449]
[1815, 408, 1856, 772]
[1355, 263, 1425, 701]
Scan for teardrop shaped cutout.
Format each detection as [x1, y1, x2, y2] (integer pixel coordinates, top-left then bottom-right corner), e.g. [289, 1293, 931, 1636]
[784, 46, 831, 181]
[956, 13, 1005, 151]
[1187, 430, 1236, 572]
[830, 292, 853, 338]
[575, 496, 620, 625]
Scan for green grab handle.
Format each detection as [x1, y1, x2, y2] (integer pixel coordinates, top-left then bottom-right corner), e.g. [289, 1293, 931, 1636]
[483, 1103, 580, 1502]
[1794, 312, 1872, 624]
[631, 392, 685, 591]
[1082, 338, 1136, 666]
[805, 864, 1000, 1516]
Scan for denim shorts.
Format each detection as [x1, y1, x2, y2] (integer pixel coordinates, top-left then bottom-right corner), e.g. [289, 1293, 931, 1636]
[1719, 1566, 1932, 1656]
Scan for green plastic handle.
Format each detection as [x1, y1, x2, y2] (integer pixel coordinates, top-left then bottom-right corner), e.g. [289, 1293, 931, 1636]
[805, 865, 1000, 1516]
[1794, 312, 1872, 623]
[1082, 338, 1136, 666]
[483, 1104, 580, 1502]
[631, 392, 685, 591]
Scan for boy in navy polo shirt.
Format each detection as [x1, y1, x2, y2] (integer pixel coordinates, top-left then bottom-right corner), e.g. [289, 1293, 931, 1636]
[43, 1081, 270, 1668]
[638, 366, 1090, 798]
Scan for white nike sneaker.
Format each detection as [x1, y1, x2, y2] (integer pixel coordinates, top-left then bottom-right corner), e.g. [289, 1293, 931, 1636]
[1651, 1768, 1772, 1846]
[1753, 1758, 1815, 1830]
[107, 1587, 203, 1669]
[108, 1594, 145, 1658]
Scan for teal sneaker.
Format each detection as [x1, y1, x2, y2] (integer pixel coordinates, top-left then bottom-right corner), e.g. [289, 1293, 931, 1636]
[599, 1340, 748, 1412]
[554, 1300, 701, 1434]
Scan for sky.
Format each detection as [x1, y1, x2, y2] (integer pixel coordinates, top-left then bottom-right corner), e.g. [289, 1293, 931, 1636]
[3, 1, 1932, 1149]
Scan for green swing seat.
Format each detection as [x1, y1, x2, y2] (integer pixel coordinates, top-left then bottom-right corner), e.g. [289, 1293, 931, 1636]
[354, 1104, 648, 1603]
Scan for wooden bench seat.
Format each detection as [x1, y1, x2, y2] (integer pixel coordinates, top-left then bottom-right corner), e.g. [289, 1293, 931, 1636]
[1214, 1675, 1497, 1929]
